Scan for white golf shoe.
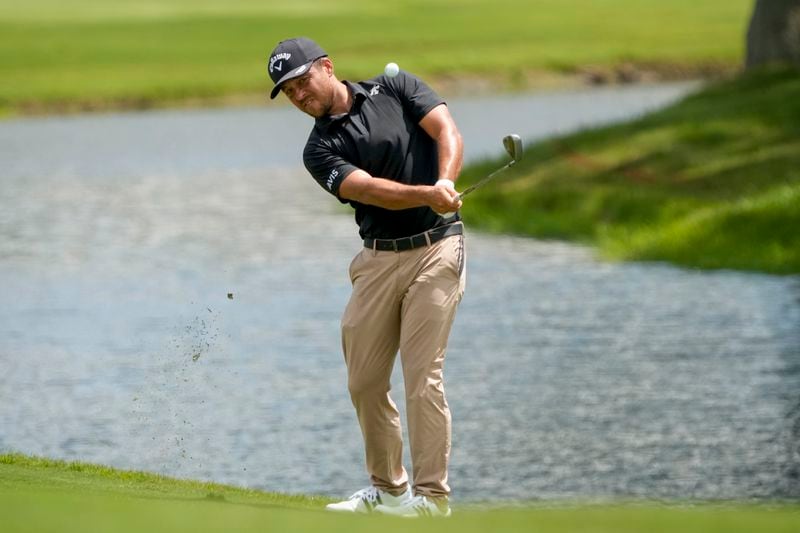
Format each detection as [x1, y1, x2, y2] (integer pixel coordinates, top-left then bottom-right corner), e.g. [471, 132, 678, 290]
[325, 485, 412, 514]
[374, 494, 452, 518]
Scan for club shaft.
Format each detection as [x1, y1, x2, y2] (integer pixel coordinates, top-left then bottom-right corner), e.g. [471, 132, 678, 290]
[458, 161, 515, 198]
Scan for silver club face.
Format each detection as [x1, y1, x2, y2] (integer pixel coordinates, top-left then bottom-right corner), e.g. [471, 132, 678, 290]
[502, 134, 523, 163]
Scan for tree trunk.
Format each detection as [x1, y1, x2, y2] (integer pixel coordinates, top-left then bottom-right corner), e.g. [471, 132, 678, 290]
[746, 0, 800, 69]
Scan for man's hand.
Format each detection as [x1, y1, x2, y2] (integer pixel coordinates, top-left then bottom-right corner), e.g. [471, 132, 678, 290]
[430, 179, 461, 215]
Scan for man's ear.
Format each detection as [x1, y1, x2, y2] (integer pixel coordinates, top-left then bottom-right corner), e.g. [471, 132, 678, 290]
[319, 57, 334, 77]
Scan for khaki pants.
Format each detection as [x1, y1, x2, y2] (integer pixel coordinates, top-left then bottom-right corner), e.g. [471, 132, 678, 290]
[341, 230, 466, 499]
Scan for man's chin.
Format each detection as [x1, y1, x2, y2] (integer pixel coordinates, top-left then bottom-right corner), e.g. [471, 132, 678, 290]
[301, 101, 330, 119]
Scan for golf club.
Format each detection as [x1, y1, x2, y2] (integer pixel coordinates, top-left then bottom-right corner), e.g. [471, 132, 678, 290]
[442, 134, 523, 218]
[458, 134, 523, 199]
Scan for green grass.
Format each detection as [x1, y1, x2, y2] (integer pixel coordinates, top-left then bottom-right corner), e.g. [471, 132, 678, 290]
[2, 453, 799, 533]
[0, 0, 752, 115]
[458, 67, 800, 274]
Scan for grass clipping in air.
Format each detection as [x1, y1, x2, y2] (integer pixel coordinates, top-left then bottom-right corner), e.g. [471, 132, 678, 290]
[459, 68, 800, 275]
[1, 453, 799, 533]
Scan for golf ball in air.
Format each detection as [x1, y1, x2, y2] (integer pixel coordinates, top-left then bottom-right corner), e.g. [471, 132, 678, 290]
[384, 62, 400, 77]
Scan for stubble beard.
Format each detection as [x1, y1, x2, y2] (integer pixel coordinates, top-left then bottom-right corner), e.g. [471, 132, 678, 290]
[304, 97, 333, 119]
[302, 77, 334, 119]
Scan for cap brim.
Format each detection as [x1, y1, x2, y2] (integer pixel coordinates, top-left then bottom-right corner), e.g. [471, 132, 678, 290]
[269, 60, 315, 99]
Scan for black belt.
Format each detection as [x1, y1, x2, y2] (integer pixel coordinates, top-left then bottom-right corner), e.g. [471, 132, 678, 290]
[364, 222, 463, 252]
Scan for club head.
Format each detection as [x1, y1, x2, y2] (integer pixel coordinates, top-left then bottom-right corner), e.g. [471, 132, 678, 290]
[502, 134, 523, 164]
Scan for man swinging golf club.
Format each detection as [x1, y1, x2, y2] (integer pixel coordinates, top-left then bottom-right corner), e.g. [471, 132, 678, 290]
[267, 37, 465, 517]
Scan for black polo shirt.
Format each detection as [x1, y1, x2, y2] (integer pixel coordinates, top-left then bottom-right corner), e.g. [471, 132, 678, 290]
[303, 71, 460, 240]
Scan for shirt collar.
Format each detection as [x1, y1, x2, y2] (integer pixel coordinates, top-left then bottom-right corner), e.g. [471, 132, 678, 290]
[314, 81, 369, 132]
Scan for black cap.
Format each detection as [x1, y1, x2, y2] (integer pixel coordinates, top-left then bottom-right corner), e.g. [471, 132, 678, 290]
[267, 37, 328, 99]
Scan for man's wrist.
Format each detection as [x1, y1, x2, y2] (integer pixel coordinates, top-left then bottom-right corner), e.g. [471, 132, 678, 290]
[435, 178, 455, 190]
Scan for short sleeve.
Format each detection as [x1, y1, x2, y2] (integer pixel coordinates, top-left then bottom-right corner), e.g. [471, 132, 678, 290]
[385, 70, 445, 123]
[303, 137, 359, 202]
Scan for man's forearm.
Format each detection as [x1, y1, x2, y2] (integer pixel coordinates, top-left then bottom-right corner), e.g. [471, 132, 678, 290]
[355, 176, 433, 210]
[339, 170, 461, 213]
[419, 104, 464, 184]
[435, 125, 463, 184]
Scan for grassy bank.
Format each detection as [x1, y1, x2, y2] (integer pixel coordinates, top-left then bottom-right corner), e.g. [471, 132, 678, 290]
[0, 0, 751, 115]
[2, 454, 798, 533]
[459, 68, 800, 274]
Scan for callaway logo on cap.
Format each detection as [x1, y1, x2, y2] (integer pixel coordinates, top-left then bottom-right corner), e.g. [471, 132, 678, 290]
[267, 37, 328, 99]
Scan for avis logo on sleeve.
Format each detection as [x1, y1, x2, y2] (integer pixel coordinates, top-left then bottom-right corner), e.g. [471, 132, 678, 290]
[326, 169, 339, 190]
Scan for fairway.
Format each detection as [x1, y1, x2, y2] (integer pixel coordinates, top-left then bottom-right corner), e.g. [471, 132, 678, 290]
[0, 0, 752, 114]
[2, 454, 798, 533]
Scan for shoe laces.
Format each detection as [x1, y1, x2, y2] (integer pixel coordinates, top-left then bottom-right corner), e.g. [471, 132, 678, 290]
[350, 486, 380, 505]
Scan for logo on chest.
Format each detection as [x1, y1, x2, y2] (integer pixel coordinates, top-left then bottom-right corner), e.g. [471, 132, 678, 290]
[369, 85, 381, 97]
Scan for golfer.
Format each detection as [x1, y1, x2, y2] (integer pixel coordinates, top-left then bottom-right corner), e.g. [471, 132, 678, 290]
[267, 37, 465, 518]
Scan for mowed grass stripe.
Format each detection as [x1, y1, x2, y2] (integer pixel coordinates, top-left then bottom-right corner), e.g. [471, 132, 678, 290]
[1, 0, 751, 113]
[2, 453, 799, 533]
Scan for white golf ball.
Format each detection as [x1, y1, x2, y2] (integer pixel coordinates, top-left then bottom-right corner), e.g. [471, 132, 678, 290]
[384, 62, 400, 78]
